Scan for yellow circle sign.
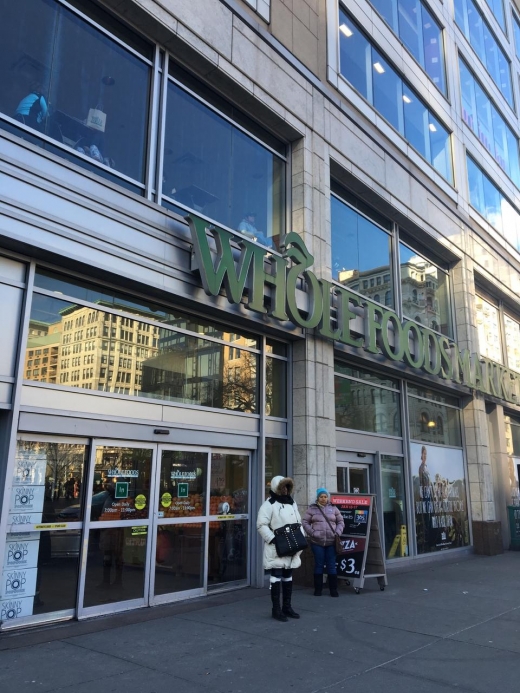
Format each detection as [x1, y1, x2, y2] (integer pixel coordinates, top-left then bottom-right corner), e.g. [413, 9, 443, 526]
[161, 492, 172, 508]
[135, 494, 146, 510]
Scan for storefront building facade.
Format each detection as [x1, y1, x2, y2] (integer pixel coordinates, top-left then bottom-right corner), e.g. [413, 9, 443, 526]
[1, 0, 520, 628]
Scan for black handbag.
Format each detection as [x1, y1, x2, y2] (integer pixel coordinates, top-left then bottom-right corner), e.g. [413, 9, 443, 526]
[273, 523, 308, 557]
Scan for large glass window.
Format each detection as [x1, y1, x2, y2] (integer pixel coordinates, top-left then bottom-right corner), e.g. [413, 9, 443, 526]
[467, 154, 520, 252]
[504, 314, 520, 373]
[411, 441, 470, 554]
[475, 294, 502, 363]
[339, 10, 452, 182]
[485, 0, 505, 31]
[408, 385, 462, 447]
[331, 190, 393, 307]
[381, 455, 409, 559]
[459, 59, 520, 187]
[368, 0, 446, 94]
[162, 71, 285, 249]
[335, 363, 401, 437]
[513, 13, 520, 60]
[265, 438, 287, 495]
[454, 0, 512, 106]
[0, 0, 152, 190]
[399, 242, 452, 337]
[26, 272, 264, 414]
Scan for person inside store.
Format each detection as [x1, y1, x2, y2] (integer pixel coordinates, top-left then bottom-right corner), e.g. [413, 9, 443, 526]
[237, 211, 270, 247]
[257, 475, 304, 622]
[14, 83, 48, 131]
[302, 488, 344, 597]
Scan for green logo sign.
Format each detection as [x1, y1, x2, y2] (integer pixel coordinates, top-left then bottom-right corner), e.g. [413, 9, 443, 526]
[178, 483, 189, 498]
[188, 213, 520, 407]
[115, 482, 129, 499]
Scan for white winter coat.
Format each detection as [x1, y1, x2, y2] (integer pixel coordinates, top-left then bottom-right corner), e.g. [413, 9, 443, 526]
[257, 476, 305, 570]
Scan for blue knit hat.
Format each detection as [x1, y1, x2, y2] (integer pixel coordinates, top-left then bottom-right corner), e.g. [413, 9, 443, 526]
[316, 487, 329, 498]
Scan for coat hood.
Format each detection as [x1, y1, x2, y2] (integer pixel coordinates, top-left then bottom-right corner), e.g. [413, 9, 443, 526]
[270, 476, 294, 496]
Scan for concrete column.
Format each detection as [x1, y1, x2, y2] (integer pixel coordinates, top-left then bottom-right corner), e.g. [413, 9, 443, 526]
[453, 256, 503, 553]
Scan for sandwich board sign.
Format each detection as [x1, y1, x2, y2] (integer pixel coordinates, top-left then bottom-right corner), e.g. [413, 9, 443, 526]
[330, 494, 387, 594]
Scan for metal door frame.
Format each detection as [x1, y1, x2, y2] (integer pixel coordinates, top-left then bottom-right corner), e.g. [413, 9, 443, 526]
[77, 439, 158, 620]
[336, 451, 375, 494]
[206, 448, 251, 593]
[1, 434, 89, 630]
[148, 444, 211, 606]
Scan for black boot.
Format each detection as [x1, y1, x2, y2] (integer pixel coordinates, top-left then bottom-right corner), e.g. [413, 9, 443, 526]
[313, 574, 323, 596]
[282, 580, 300, 619]
[270, 582, 288, 622]
[328, 573, 339, 597]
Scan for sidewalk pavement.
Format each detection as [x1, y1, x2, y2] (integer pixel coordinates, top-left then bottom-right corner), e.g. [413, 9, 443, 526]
[1, 552, 520, 693]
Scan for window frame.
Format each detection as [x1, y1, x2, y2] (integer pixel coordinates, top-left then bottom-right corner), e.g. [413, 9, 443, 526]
[330, 188, 395, 312]
[367, 0, 448, 97]
[454, 0, 513, 109]
[330, 184, 455, 341]
[0, 0, 154, 192]
[336, 5, 454, 184]
[398, 238, 454, 339]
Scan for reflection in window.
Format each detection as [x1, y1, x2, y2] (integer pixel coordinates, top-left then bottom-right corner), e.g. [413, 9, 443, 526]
[381, 455, 408, 559]
[467, 154, 520, 252]
[34, 268, 259, 347]
[335, 364, 401, 436]
[454, 0, 512, 106]
[331, 192, 393, 306]
[26, 293, 259, 413]
[368, 0, 446, 93]
[399, 242, 452, 337]
[265, 438, 287, 495]
[339, 10, 452, 182]
[162, 78, 285, 249]
[484, 0, 505, 30]
[408, 392, 461, 446]
[459, 59, 520, 187]
[514, 13, 520, 60]
[504, 314, 520, 373]
[0, 0, 151, 188]
[266, 357, 287, 417]
[475, 294, 502, 363]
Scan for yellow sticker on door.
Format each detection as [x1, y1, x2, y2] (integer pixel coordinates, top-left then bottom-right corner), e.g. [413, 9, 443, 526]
[135, 494, 146, 510]
[161, 492, 172, 508]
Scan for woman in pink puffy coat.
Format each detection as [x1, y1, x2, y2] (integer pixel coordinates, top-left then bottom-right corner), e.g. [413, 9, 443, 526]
[302, 488, 344, 597]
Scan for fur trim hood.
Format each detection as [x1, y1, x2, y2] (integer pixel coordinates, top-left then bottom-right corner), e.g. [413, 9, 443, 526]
[270, 476, 294, 496]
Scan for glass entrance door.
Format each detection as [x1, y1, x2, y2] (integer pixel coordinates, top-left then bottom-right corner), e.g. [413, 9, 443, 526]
[337, 462, 371, 494]
[207, 452, 249, 589]
[11, 440, 252, 620]
[150, 447, 209, 604]
[2, 436, 89, 628]
[337, 451, 374, 494]
[149, 447, 250, 604]
[78, 442, 154, 618]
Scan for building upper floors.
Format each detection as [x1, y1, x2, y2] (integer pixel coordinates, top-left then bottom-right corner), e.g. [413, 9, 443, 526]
[4, 0, 520, 378]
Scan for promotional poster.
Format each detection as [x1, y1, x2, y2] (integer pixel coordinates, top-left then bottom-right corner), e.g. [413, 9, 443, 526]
[412, 443, 470, 553]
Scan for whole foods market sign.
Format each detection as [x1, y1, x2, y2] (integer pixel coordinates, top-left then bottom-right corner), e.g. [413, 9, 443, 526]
[188, 215, 520, 406]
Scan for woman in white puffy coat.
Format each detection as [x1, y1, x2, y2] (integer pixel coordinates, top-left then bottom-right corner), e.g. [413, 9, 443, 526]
[257, 475, 305, 622]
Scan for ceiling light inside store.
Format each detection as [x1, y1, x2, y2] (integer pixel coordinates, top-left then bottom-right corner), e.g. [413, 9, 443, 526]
[403, 94, 412, 103]
[340, 23, 353, 37]
[427, 420, 436, 428]
[373, 62, 385, 74]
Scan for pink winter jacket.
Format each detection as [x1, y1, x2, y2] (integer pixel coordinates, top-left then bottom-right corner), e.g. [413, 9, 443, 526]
[302, 503, 344, 547]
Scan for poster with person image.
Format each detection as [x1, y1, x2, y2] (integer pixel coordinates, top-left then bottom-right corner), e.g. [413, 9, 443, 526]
[412, 443, 470, 554]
